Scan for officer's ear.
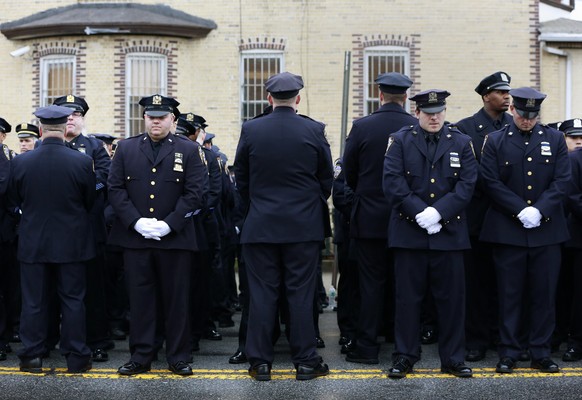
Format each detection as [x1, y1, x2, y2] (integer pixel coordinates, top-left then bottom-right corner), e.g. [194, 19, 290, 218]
[295, 94, 301, 105]
[267, 94, 274, 105]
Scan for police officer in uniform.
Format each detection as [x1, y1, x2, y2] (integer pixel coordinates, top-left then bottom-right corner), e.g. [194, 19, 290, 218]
[16, 123, 40, 154]
[342, 72, 417, 363]
[480, 87, 570, 374]
[234, 72, 333, 381]
[0, 118, 16, 159]
[383, 89, 477, 378]
[10, 105, 96, 373]
[454, 71, 513, 361]
[108, 95, 206, 376]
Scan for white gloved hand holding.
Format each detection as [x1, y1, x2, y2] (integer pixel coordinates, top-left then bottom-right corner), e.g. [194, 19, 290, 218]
[151, 220, 171, 238]
[426, 223, 442, 235]
[415, 207, 442, 229]
[134, 218, 159, 238]
[517, 207, 542, 229]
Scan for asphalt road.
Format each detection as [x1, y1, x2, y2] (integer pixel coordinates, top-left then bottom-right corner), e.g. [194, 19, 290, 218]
[2, 276, 582, 399]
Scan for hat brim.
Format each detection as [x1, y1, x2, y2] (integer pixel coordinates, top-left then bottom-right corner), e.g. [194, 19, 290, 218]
[565, 129, 582, 136]
[418, 104, 446, 113]
[145, 110, 171, 117]
[488, 83, 511, 92]
[515, 108, 539, 119]
[18, 133, 38, 139]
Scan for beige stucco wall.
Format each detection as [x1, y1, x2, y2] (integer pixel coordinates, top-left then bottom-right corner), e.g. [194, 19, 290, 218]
[1, 0, 539, 160]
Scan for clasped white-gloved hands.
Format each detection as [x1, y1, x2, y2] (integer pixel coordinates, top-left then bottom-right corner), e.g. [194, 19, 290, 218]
[426, 223, 442, 235]
[415, 207, 442, 229]
[134, 218, 171, 240]
[517, 206, 542, 229]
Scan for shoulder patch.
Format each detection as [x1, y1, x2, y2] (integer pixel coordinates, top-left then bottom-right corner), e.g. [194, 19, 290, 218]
[385, 136, 395, 155]
[469, 141, 476, 159]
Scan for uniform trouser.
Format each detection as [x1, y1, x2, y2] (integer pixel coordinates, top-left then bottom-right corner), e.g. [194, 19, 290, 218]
[190, 249, 212, 344]
[85, 252, 113, 350]
[354, 239, 392, 358]
[566, 249, 582, 349]
[464, 237, 497, 351]
[336, 241, 359, 341]
[0, 241, 19, 346]
[393, 249, 466, 366]
[103, 247, 128, 333]
[18, 262, 90, 369]
[236, 250, 249, 352]
[124, 249, 191, 365]
[244, 242, 320, 368]
[494, 244, 560, 361]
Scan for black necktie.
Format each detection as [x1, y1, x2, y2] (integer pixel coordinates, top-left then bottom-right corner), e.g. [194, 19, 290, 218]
[493, 120, 502, 130]
[427, 134, 438, 162]
[151, 140, 162, 161]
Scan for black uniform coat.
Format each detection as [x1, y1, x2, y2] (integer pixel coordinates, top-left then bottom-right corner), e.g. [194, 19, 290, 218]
[383, 124, 478, 250]
[479, 122, 570, 247]
[343, 102, 417, 239]
[235, 106, 333, 244]
[9, 137, 96, 263]
[107, 133, 206, 250]
[565, 148, 582, 248]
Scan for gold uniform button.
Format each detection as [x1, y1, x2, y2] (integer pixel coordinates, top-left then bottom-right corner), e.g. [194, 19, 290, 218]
[527, 157, 532, 162]
[150, 194, 155, 199]
[527, 185, 532, 190]
[527, 171, 532, 176]
[527, 200, 532, 205]
[151, 181, 156, 185]
[149, 208, 154, 212]
[430, 178, 435, 183]
[152, 168, 157, 173]
[430, 193, 435, 198]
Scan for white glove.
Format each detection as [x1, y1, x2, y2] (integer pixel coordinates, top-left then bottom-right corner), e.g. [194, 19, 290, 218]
[415, 207, 442, 229]
[517, 207, 542, 229]
[426, 223, 442, 235]
[134, 218, 159, 237]
[150, 220, 171, 238]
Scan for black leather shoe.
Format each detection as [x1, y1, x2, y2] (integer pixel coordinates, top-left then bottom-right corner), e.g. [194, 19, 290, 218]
[421, 328, 438, 345]
[316, 336, 325, 348]
[563, 347, 582, 362]
[495, 357, 515, 373]
[204, 329, 222, 341]
[296, 362, 329, 380]
[388, 357, 413, 379]
[67, 363, 92, 373]
[441, 362, 473, 378]
[110, 328, 127, 341]
[92, 349, 109, 362]
[0, 350, 6, 361]
[341, 339, 356, 354]
[249, 363, 271, 381]
[229, 350, 248, 364]
[466, 348, 486, 362]
[118, 361, 151, 375]
[20, 357, 43, 373]
[346, 351, 379, 364]
[338, 336, 349, 346]
[517, 350, 530, 362]
[169, 361, 193, 376]
[531, 357, 560, 373]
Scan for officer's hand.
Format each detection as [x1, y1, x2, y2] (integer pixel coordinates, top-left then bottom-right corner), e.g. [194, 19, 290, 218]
[151, 220, 171, 237]
[517, 207, 542, 228]
[416, 207, 442, 229]
[134, 218, 159, 236]
[426, 223, 442, 235]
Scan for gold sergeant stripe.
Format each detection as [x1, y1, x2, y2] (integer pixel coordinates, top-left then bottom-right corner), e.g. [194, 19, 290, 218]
[3, 367, 582, 379]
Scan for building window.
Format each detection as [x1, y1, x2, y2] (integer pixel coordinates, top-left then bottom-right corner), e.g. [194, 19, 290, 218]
[125, 53, 167, 136]
[40, 55, 76, 107]
[240, 50, 284, 122]
[364, 46, 410, 114]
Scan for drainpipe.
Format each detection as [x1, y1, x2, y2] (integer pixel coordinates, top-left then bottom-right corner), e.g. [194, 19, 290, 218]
[542, 43, 572, 119]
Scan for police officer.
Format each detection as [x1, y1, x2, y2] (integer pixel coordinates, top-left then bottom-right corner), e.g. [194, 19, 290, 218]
[383, 89, 477, 378]
[480, 87, 570, 374]
[108, 94, 206, 376]
[342, 72, 417, 363]
[53, 95, 113, 362]
[90, 133, 118, 158]
[454, 71, 513, 361]
[0, 118, 16, 158]
[234, 71, 333, 381]
[16, 123, 40, 154]
[10, 105, 96, 373]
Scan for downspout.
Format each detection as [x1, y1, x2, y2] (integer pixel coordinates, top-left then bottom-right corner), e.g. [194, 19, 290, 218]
[542, 43, 572, 119]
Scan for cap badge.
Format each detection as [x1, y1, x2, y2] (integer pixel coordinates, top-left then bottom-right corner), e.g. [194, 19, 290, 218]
[21, 123, 27, 129]
[186, 113, 194, 122]
[501, 73, 509, 82]
[66, 95, 75, 103]
[574, 119, 582, 128]
[153, 95, 162, 105]
[526, 98, 536, 108]
[428, 92, 438, 103]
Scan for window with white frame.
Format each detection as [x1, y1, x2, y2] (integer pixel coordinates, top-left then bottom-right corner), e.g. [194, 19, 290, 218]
[125, 53, 167, 136]
[40, 55, 76, 107]
[364, 46, 410, 114]
[240, 50, 284, 122]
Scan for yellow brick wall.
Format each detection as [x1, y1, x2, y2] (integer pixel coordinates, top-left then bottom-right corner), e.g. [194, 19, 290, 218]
[0, 0, 539, 160]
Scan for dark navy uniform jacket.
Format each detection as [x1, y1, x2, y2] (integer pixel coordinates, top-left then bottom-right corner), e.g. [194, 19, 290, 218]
[383, 124, 478, 250]
[107, 133, 207, 251]
[343, 102, 417, 239]
[9, 137, 96, 263]
[454, 108, 513, 236]
[564, 148, 582, 248]
[0, 145, 17, 243]
[234, 106, 333, 244]
[479, 122, 570, 247]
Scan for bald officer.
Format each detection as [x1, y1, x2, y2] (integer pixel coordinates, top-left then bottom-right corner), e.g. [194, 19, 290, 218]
[383, 90, 477, 378]
[480, 88, 570, 374]
[10, 105, 96, 373]
[235, 72, 333, 381]
[108, 94, 207, 376]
